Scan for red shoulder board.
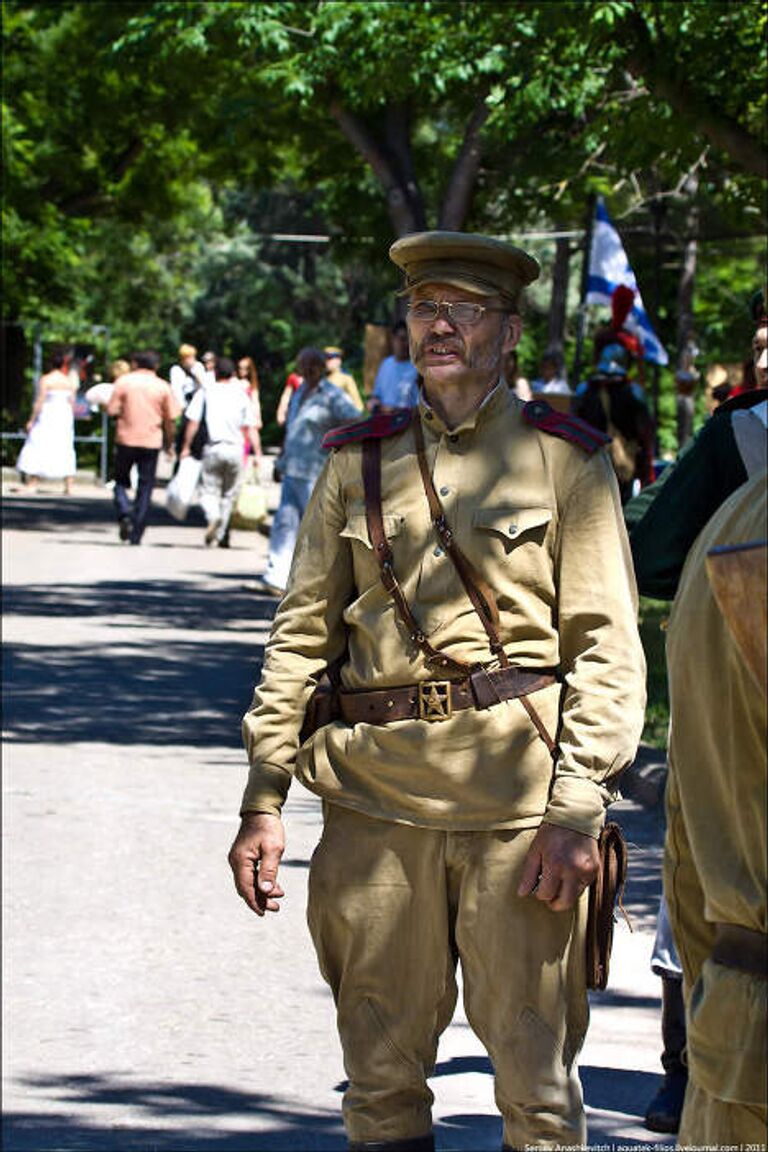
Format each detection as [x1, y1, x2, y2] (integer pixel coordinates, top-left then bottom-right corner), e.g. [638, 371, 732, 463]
[522, 399, 610, 454]
[322, 407, 413, 450]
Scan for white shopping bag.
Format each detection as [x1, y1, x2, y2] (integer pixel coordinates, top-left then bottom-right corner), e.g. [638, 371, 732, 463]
[166, 456, 202, 521]
[230, 459, 268, 530]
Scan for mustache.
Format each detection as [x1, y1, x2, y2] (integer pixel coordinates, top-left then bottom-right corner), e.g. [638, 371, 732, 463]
[415, 335, 465, 358]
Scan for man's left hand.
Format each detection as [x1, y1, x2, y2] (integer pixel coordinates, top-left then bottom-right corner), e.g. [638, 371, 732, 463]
[517, 822, 599, 912]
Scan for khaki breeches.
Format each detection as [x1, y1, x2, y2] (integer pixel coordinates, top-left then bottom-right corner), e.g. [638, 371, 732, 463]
[307, 803, 589, 1148]
[679, 1080, 768, 1147]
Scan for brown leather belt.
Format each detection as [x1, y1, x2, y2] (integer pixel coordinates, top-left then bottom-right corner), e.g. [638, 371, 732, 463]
[338, 666, 557, 726]
[712, 923, 768, 978]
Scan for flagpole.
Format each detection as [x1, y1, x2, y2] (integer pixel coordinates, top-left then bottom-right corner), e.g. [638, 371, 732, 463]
[571, 192, 596, 386]
[650, 195, 666, 433]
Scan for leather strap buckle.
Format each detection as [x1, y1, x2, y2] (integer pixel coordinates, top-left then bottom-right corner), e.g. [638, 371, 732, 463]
[418, 680, 453, 722]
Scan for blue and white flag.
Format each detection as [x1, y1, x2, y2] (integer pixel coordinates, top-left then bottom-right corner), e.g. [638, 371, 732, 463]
[586, 198, 668, 366]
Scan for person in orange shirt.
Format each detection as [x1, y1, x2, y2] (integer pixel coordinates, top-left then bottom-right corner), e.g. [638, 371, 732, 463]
[106, 350, 180, 545]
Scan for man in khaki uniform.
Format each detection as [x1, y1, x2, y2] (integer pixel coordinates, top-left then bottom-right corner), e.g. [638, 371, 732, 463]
[325, 345, 364, 410]
[664, 470, 767, 1147]
[229, 233, 646, 1151]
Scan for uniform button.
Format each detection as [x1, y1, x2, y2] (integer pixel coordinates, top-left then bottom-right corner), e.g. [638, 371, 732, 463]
[433, 546, 443, 557]
[508, 525, 518, 536]
[425, 412, 434, 421]
[439, 486, 450, 496]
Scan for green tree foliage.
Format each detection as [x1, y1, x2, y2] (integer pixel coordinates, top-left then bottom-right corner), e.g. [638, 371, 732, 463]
[4, 0, 765, 419]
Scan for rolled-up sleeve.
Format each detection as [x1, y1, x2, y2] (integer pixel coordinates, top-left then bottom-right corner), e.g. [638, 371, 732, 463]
[241, 454, 353, 814]
[546, 450, 647, 838]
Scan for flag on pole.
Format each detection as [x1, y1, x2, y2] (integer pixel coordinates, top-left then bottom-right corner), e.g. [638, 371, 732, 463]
[586, 198, 668, 366]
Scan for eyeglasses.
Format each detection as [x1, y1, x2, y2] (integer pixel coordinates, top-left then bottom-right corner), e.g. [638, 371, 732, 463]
[407, 300, 508, 326]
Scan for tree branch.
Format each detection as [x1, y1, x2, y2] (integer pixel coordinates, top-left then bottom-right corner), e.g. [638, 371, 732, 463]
[623, 9, 767, 178]
[328, 97, 420, 236]
[438, 94, 492, 231]
[384, 102, 427, 232]
[44, 138, 145, 217]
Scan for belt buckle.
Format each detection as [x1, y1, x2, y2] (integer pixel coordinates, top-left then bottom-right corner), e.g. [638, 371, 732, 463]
[418, 680, 453, 722]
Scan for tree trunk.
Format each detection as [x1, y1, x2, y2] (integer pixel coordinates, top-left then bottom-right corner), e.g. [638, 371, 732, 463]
[676, 178, 700, 372]
[623, 12, 767, 178]
[438, 95, 491, 230]
[384, 103, 427, 233]
[329, 97, 425, 237]
[547, 235, 571, 353]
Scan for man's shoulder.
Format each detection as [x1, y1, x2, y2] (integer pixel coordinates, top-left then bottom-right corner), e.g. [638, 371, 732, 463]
[522, 398, 610, 455]
[322, 408, 413, 450]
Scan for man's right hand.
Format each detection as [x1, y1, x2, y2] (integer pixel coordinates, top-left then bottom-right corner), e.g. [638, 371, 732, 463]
[227, 813, 285, 917]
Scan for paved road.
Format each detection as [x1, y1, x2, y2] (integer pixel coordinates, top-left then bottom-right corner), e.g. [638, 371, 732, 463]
[2, 481, 672, 1151]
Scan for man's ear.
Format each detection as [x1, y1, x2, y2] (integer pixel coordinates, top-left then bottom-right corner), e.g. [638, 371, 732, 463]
[502, 314, 523, 353]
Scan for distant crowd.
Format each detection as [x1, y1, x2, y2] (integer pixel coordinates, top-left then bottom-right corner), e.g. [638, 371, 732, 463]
[14, 291, 767, 563]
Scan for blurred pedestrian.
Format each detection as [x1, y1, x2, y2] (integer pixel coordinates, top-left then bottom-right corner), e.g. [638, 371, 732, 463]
[530, 348, 571, 399]
[201, 350, 217, 385]
[276, 361, 303, 427]
[705, 363, 733, 412]
[572, 342, 655, 502]
[17, 345, 77, 495]
[502, 347, 531, 400]
[111, 359, 130, 383]
[169, 343, 206, 411]
[324, 346, 364, 410]
[236, 356, 263, 461]
[181, 356, 261, 549]
[106, 350, 180, 545]
[368, 320, 419, 411]
[250, 346, 361, 596]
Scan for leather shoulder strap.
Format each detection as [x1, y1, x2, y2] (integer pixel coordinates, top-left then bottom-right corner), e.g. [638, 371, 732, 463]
[322, 407, 413, 451]
[412, 416, 508, 667]
[523, 398, 610, 453]
[362, 436, 471, 677]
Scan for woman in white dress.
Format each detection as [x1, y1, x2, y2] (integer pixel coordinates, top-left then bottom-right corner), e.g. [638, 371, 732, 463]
[17, 348, 78, 494]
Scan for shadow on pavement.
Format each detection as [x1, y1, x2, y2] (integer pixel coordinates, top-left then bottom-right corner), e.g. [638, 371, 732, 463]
[4, 1066, 667, 1152]
[3, 636, 265, 748]
[3, 1074, 345, 1151]
[3, 579, 274, 631]
[581, 1064, 661, 1117]
[606, 798, 665, 931]
[2, 490, 210, 533]
[3, 573, 278, 746]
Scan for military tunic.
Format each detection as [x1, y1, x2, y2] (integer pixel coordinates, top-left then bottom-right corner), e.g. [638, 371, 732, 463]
[664, 471, 767, 1146]
[242, 383, 645, 838]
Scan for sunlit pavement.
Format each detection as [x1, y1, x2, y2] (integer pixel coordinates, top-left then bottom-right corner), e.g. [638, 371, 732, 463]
[2, 478, 672, 1151]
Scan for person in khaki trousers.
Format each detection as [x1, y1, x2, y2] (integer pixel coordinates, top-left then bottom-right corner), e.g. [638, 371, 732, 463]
[229, 232, 646, 1152]
[664, 470, 767, 1147]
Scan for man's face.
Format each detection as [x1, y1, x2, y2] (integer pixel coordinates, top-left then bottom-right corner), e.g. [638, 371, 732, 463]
[407, 283, 520, 391]
[753, 323, 768, 387]
[181, 354, 196, 370]
[325, 355, 341, 372]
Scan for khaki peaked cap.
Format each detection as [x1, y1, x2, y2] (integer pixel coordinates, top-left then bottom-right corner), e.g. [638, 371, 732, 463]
[390, 231, 540, 305]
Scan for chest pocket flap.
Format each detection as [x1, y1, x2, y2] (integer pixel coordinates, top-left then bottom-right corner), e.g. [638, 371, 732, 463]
[339, 513, 405, 549]
[473, 506, 552, 541]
